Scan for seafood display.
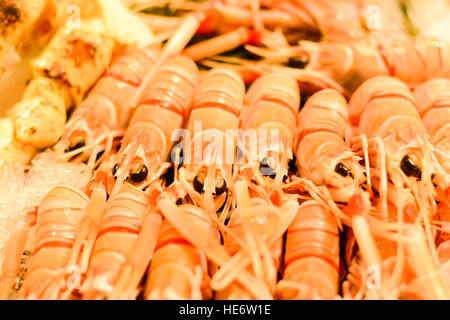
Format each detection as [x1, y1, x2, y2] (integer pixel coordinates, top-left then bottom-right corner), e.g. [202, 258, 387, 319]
[0, 0, 449, 301]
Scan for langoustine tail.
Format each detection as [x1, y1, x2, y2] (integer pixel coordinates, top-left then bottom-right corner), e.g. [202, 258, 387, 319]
[108, 210, 162, 300]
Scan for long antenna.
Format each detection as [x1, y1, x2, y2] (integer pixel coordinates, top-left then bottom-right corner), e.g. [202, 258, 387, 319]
[129, 12, 204, 108]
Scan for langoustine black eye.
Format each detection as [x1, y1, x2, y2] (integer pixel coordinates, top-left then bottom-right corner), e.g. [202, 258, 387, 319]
[260, 157, 276, 179]
[214, 180, 227, 196]
[288, 156, 298, 174]
[335, 163, 353, 178]
[287, 56, 309, 69]
[130, 164, 148, 183]
[400, 155, 422, 180]
[65, 138, 86, 153]
[193, 175, 205, 193]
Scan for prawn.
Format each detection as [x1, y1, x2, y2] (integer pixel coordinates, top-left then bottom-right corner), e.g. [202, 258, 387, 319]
[215, 180, 299, 299]
[290, 0, 450, 91]
[144, 202, 213, 300]
[294, 89, 367, 203]
[66, 54, 199, 298]
[177, 67, 245, 215]
[18, 186, 89, 299]
[414, 79, 450, 287]
[212, 73, 301, 299]
[349, 75, 436, 222]
[277, 200, 340, 300]
[413, 78, 450, 203]
[79, 183, 161, 300]
[209, 0, 450, 92]
[238, 72, 300, 193]
[111, 55, 199, 195]
[53, 46, 159, 164]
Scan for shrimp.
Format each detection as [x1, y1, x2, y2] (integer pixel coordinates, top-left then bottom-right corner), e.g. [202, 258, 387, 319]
[343, 210, 449, 300]
[177, 68, 245, 215]
[402, 223, 450, 299]
[65, 53, 199, 298]
[56, 10, 204, 166]
[210, 73, 300, 299]
[18, 186, 89, 299]
[138, 3, 309, 62]
[52, 46, 159, 163]
[111, 55, 199, 195]
[277, 200, 340, 300]
[138, 5, 310, 35]
[218, 0, 450, 92]
[349, 76, 437, 222]
[238, 72, 299, 193]
[60, 18, 202, 298]
[145, 68, 250, 300]
[412, 74, 450, 292]
[347, 77, 447, 297]
[144, 203, 213, 300]
[294, 89, 367, 202]
[301, 0, 450, 91]
[79, 183, 161, 300]
[415, 80, 450, 285]
[413, 78, 450, 203]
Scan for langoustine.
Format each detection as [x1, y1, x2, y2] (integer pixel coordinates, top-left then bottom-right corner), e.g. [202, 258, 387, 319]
[413, 78, 450, 288]
[277, 200, 340, 300]
[156, 193, 274, 300]
[52, 46, 159, 164]
[155, 68, 274, 300]
[413, 78, 450, 203]
[213, 72, 301, 299]
[17, 186, 89, 299]
[144, 203, 213, 300]
[238, 72, 299, 191]
[79, 183, 160, 300]
[349, 75, 436, 221]
[181, 0, 450, 94]
[294, 88, 367, 203]
[177, 67, 245, 214]
[244, 0, 450, 92]
[67, 55, 199, 299]
[346, 76, 449, 299]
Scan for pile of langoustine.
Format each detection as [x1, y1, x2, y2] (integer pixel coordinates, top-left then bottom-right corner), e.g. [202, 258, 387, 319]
[0, 0, 449, 300]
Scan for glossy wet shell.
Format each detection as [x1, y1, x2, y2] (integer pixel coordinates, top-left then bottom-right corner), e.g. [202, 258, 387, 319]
[414, 78, 450, 148]
[145, 205, 212, 300]
[280, 201, 339, 300]
[241, 73, 299, 159]
[27, 186, 89, 273]
[85, 184, 149, 293]
[132, 55, 199, 157]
